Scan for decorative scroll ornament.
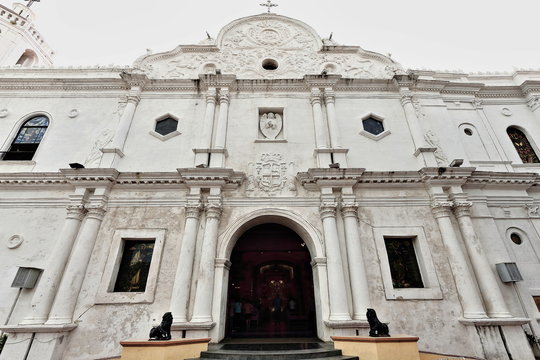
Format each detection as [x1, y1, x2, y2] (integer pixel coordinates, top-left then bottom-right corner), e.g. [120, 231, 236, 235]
[6, 235, 24, 249]
[525, 203, 539, 217]
[259, 112, 282, 140]
[0, 108, 8, 118]
[85, 129, 113, 167]
[527, 96, 540, 111]
[247, 153, 295, 193]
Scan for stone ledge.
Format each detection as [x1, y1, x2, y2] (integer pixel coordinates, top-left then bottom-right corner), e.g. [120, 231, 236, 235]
[459, 317, 530, 326]
[171, 321, 215, 331]
[120, 338, 210, 347]
[325, 320, 369, 329]
[0, 323, 77, 333]
[332, 335, 419, 343]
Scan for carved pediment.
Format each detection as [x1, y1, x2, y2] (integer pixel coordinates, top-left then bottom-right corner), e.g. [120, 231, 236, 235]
[134, 14, 403, 80]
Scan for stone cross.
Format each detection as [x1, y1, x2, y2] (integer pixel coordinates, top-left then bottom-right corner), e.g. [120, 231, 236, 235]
[24, 0, 40, 7]
[260, 0, 278, 13]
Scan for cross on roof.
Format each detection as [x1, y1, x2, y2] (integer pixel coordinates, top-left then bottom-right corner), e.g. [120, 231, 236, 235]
[24, 0, 40, 8]
[260, 0, 278, 13]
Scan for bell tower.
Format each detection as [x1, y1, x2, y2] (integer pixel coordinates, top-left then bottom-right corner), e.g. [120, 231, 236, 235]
[0, 2, 54, 66]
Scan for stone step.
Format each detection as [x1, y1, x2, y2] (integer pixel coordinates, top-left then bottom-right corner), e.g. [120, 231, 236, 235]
[187, 342, 359, 360]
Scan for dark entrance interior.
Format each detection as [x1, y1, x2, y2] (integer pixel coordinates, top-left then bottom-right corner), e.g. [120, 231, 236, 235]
[226, 223, 316, 338]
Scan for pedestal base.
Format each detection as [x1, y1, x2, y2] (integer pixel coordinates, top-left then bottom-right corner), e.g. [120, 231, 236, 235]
[332, 335, 420, 360]
[119, 338, 210, 360]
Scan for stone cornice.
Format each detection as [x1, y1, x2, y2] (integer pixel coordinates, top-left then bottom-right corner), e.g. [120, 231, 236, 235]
[420, 167, 475, 185]
[60, 168, 119, 186]
[177, 168, 245, 189]
[297, 168, 365, 190]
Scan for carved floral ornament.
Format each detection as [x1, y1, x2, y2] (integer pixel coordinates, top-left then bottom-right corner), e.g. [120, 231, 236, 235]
[135, 15, 401, 80]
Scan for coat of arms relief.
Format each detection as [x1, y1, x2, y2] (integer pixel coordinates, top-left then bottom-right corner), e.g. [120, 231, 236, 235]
[247, 153, 296, 194]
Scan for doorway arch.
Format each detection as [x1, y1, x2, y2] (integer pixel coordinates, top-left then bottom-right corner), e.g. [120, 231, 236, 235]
[211, 209, 329, 341]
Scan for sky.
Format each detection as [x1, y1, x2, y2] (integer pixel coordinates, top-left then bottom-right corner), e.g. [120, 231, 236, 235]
[4, 0, 540, 72]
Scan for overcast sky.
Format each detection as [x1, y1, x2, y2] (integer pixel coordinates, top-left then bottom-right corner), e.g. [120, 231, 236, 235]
[4, 0, 540, 72]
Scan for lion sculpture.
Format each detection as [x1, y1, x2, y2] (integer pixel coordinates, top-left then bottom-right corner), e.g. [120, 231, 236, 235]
[366, 308, 390, 337]
[149, 312, 173, 341]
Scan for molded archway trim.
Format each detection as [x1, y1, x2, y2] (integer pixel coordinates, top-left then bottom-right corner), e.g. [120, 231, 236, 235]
[217, 208, 324, 260]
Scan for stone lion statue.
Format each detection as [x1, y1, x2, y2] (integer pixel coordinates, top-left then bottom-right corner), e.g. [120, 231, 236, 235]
[366, 308, 389, 337]
[149, 312, 173, 341]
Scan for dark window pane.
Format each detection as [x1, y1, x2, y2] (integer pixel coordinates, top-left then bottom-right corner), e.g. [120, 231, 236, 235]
[155, 118, 178, 136]
[384, 237, 424, 288]
[507, 127, 540, 163]
[534, 296, 540, 312]
[25, 116, 49, 127]
[363, 118, 384, 135]
[114, 240, 155, 292]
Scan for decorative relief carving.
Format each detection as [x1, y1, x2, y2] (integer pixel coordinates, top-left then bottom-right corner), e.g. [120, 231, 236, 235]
[525, 203, 539, 217]
[68, 109, 79, 118]
[137, 17, 400, 80]
[6, 235, 23, 249]
[424, 130, 449, 166]
[472, 99, 483, 110]
[527, 96, 540, 111]
[259, 112, 282, 140]
[430, 201, 453, 218]
[412, 97, 424, 118]
[85, 129, 113, 167]
[0, 108, 9, 118]
[247, 153, 295, 194]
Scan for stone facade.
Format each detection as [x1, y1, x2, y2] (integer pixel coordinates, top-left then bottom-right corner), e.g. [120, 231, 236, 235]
[0, 6, 540, 360]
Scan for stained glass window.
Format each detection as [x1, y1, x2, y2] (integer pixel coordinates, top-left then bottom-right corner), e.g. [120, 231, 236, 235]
[155, 118, 178, 136]
[507, 127, 540, 163]
[363, 117, 384, 135]
[114, 240, 155, 292]
[384, 237, 424, 288]
[3, 116, 49, 161]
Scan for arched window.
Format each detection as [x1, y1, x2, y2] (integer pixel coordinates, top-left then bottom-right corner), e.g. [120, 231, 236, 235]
[3, 116, 49, 160]
[507, 127, 539, 163]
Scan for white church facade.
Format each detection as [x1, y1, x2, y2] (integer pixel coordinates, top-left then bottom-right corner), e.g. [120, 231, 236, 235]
[0, 2, 540, 359]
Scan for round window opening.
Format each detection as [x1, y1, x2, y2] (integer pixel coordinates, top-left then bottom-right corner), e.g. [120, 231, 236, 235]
[262, 59, 278, 71]
[464, 128, 473, 136]
[510, 233, 522, 245]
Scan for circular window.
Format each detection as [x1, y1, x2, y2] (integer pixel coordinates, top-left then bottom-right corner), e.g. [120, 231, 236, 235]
[510, 233, 522, 245]
[262, 59, 278, 71]
[464, 128, 473, 136]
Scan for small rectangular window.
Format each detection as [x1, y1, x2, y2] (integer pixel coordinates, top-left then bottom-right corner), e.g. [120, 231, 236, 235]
[384, 237, 424, 289]
[114, 240, 155, 292]
[534, 296, 540, 312]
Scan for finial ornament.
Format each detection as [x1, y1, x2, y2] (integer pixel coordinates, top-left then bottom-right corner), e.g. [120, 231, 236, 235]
[24, 0, 40, 7]
[260, 0, 278, 13]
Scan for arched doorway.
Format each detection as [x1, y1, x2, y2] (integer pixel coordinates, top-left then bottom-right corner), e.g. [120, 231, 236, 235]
[225, 223, 317, 338]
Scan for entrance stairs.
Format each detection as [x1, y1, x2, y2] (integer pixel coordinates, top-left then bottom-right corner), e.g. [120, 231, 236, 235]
[188, 342, 359, 360]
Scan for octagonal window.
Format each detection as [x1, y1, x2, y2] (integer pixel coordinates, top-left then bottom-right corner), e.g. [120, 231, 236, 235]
[363, 117, 384, 136]
[155, 118, 178, 136]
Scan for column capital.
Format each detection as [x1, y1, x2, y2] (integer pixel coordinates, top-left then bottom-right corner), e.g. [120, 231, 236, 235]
[205, 202, 223, 219]
[310, 88, 322, 104]
[431, 201, 453, 218]
[400, 91, 414, 106]
[126, 91, 141, 105]
[453, 201, 473, 218]
[218, 89, 230, 104]
[324, 88, 336, 104]
[85, 205, 107, 220]
[206, 88, 217, 104]
[66, 204, 87, 220]
[320, 202, 338, 219]
[185, 202, 203, 219]
[340, 202, 359, 218]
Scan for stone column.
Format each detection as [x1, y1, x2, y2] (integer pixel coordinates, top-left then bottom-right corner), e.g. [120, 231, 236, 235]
[340, 199, 371, 320]
[311, 88, 332, 167]
[100, 88, 142, 168]
[431, 201, 487, 319]
[170, 192, 203, 323]
[400, 89, 437, 167]
[453, 201, 512, 318]
[194, 88, 217, 167]
[320, 198, 351, 321]
[191, 195, 222, 323]
[45, 205, 107, 325]
[209, 89, 229, 168]
[20, 204, 86, 325]
[324, 88, 347, 167]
